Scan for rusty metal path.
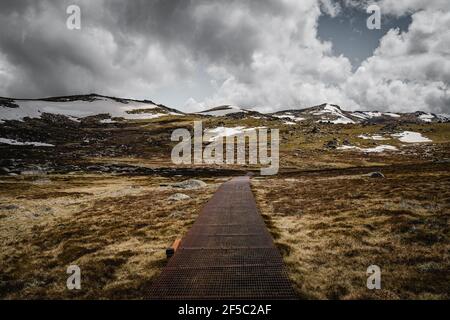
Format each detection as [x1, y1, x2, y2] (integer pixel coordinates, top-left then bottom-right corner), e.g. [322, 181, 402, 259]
[148, 176, 297, 299]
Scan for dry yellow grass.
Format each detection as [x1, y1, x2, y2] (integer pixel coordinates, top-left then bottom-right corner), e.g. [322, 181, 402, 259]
[253, 165, 450, 300]
[0, 174, 220, 299]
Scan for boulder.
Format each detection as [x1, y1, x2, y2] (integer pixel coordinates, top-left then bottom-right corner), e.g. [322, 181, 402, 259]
[168, 193, 191, 201]
[310, 126, 320, 134]
[368, 171, 385, 179]
[0, 204, 19, 210]
[172, 179, 207, 190]
[20, 170, 47, 176]
[324, 139, 338, 149]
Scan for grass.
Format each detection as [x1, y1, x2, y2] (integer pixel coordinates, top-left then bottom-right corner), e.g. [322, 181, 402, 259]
[252, 165, 450, 299]
[0, 116, 449, 299]
[0, 174, 220, 299]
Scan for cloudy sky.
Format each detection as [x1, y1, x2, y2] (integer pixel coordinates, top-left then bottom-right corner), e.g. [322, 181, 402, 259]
[0, 0, 449, 113]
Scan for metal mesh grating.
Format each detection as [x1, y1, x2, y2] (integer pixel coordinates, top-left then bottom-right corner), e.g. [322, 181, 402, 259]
[148, 176, 297, 300]
[166, 248, 284, 268]
[148, 266, 295, 300]
[187, 224, 266, 235]
[180, 234, 274, 249]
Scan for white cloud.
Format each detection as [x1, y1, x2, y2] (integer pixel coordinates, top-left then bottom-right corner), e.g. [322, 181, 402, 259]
[198, 1, 450, 113]
[178, 1, 449, 113]
[344, 9, 450, 112]
[193, 0, 355, 111]
[379, 0, 450, 16]
[320, 0, 342, 17]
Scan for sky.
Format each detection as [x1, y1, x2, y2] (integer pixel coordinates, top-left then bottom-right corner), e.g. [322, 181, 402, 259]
[0, 0, 449, 114]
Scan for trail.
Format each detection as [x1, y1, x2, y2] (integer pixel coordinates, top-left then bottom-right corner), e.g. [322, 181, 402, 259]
[148, 176, 296, 299]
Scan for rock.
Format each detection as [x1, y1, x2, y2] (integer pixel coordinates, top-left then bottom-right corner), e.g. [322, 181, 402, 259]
[168, 211, 183, 218]
[172, 179, 207, 189]
[342, 139, 351, 146]
[433, 158, 450, 164]
[310, 126, 320, 134]
[418, 262, 441, 273]
[168, 193, 191, 201]
[0, 159, 14, 167]
[368, 171, 385, 179]
[86, 165, 109, 172]
[0, 204, 19, 210]
[32, 178, 52, 185]
[20, 170, 46, 176]
[324, 139, 338, 149]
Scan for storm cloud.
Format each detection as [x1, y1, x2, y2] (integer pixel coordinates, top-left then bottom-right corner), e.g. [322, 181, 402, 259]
[0, 0, 448, 113]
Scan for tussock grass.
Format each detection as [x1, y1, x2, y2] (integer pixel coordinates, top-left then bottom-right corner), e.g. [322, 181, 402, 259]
[0, 175, 219, 299]
[253, 166, 449, 300]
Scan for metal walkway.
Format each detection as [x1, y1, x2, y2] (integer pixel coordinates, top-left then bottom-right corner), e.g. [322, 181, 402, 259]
[148, 176, 297, 299]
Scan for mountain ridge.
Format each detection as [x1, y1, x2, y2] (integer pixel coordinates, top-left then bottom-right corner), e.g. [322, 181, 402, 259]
[0, 94, 448, 124]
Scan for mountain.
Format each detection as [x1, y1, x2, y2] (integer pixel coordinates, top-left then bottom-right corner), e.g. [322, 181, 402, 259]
[0, 95, 449, 177]
[196, 105, 247, 116]
[195, 105, 272, 120]
[271, 103, 450, 124]
[1, 95, 447, 124]
[0, 94, 184, 123]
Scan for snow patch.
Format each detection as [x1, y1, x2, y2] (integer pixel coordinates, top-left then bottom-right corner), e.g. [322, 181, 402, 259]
[384, 112, 400, 118]
[338, 145, 398, 153]
[363, 112, 383, 118]
[353, 111, 399, 119]
[418, 113, 435, 122]
[0, 138, 54, 147]
[358, 134, 389, 141]
[351, 112, 369, 120]
[0, 97, 181, 122]
[314, 104, 355, 124]
[67, 116, 81, 122]
[199, 106, 246, 117]
[313, 104, 342, 116]
[330, 117, 355, 124]
[205, 126, 266, 142]
[100, 119, 117, 124]
[392, 131, 432, 143]
[274, 114, 305, 122]
[318, 117, 355, 124]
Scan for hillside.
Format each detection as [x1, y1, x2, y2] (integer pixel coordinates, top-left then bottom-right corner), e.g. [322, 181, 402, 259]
[0, 94, 184, 123]
[0, 95, 449, 176]
[271, 103, 449, 125]
[0, 94, 449, 300]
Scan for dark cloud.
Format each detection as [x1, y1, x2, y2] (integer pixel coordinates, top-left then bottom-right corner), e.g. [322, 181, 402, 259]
[0, 0, 268, 99]
[103, 0, 276, 65]
[0, 0, 448, 114]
